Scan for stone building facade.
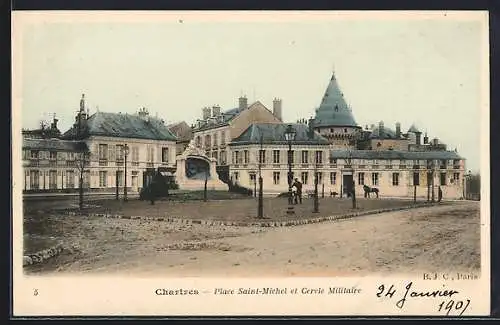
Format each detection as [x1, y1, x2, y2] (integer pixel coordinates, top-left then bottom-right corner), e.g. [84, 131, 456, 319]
[22, 95, 177, 194]
[227, 71, 467, 199]
[191, 96, 283, 166]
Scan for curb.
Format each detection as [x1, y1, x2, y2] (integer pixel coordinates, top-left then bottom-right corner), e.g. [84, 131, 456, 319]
[66, 202, 440, 228]
[23, 243, 64, 267]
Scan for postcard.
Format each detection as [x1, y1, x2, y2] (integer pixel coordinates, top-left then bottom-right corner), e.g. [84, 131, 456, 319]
[12, 10, 490, 316]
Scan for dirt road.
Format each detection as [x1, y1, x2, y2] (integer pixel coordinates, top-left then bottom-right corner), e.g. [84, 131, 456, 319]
[30, 201, 480, 277]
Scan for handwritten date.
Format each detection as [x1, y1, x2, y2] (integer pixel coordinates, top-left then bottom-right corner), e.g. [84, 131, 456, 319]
[376, 282, 470, 315]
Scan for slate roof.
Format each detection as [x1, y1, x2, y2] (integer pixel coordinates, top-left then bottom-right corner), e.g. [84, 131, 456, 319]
[193, 106, 244, 132]
[230, 123, 330, 146]
[22, 138, 88, 152]
[61, 112, 178, 141]
[330, 149, 463, 160]
[167, 121, 193, 142]
[313, 72, 359, 128]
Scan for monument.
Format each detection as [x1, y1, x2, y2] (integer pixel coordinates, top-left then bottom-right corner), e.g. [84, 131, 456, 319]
[175, 139, 228, 191]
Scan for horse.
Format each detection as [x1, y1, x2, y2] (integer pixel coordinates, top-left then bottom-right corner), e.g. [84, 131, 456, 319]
[363, 185, 379, 198]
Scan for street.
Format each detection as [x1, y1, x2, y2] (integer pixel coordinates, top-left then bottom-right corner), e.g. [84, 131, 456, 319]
[24, 201, 481, 276]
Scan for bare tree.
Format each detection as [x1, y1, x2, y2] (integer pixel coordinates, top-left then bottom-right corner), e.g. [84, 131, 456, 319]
[75, 142, 91, 210]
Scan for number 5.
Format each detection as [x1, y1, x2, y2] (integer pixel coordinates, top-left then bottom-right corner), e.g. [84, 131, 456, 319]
[33, 289, 38, 296]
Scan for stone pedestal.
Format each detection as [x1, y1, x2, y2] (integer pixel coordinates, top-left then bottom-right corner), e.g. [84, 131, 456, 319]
[175, 142, 228, 191]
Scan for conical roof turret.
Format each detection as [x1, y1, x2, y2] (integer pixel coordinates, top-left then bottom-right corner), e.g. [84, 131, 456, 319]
[313, 71, 358, 128]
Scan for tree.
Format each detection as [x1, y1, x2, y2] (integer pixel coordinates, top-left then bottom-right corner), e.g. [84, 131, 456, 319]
[75, 142, 91, 210]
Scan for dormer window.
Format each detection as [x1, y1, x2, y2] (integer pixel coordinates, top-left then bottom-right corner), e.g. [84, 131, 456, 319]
[344, 128, 348, 133]
[330, 128, 334, 133]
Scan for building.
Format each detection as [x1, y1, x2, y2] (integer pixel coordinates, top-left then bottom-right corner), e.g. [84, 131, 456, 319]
[167, 121, 194, 156]
[226, 71, 467, 199]
[22, 94, 178, 194]
[228, 121, 330, 194]
[191, 96, 283, 166]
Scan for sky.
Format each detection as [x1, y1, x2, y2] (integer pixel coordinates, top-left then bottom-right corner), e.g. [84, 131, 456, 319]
[15, 12, 487, 173]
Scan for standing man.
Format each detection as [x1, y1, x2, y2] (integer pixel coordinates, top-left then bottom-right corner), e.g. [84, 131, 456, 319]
[293, 178, 303, 204]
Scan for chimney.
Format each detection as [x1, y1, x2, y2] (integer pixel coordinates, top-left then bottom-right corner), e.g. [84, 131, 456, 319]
[395, 122, 401, 138]
[424, 132, 429, 144]
[202, 107, 211, 120]
[273, 98, 283, 121]
[238, 95, 248, 111]
[378, 121, 384, 138]
[308, 118, 316, 138]
[51, 117, 59, 130]
[432, 138, 439, 146]
[80, 93, 85, 112]
[416, 132, 422, 145]
[212, 105, 221, 117]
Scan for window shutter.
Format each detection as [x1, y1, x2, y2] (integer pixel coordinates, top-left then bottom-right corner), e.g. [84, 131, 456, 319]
[109, 146, 116, 161]
[157, 146, 161, 162]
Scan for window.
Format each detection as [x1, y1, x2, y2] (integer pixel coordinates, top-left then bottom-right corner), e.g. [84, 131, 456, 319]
[301, 172, 309, 185]
[243, 150, 249, 164]
[330, 172, 337, 185]
[83, 171, 90, 188]
[117, 171, 124, 187]
[259, 150, 266, 164]
[196, 136, 201, 147]
[132, 147, 139, 162]
[205, 135, 211, 147]
[440, 172, 447, 186]
[440, 160, 447, 168]
[221, 131, 226, 144]
[358, 172, 365, 185]
[273, 172, 280, 185]
[344, 128, 348, 133]
[427, 172, 433, 185]
[453, 173, 460, 183]
[315, 172, 323, 184]
[49, 151, 57, 160]
[162, 147, 169, 163]
[66, 170, 75, 188]
[330, 158, 337, 165]
[301, 150, 309, 164]
[49, 170, 57, 189]
[315, 151, 323, 164]
[330, 128, 334, 133]
[373, 159, 379, 165]
[371, 173, 379, 186]
[414, 172, 420, 186]
[99, 144, 108, 160]
[99, 171, 107, 187]
[392, 173, 400, 186]
[233, 172, 239, 181]
[273, 150, 280, 164]
[31, 150, 39, 159]
[116, 145, 124, 160]
[249, 173, 256, 183]
[234, 151, 241, 164]
[147, 147, 155, 162]
[213, 134, 218, 147]
[220, 151, 226, 165]
[30, 170, 39, 189]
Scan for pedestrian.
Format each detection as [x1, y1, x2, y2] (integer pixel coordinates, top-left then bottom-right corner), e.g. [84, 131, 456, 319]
[438, 186, 443, 202]
[293, 178, 303, 204]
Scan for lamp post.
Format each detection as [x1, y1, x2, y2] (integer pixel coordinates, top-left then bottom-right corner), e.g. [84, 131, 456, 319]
[346, 147, 356, 209]
[124, 144, 129, 202]
[431, 160, 435, 202]
[313, 162, 319, 213]
[258, 135, 264, 218]
[284, 124, 296, 215]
